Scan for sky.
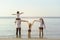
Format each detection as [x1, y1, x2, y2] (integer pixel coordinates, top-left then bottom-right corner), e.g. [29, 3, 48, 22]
[0, 0, 60, 17]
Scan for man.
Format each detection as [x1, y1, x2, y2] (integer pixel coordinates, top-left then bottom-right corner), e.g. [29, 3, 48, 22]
[14, 11, 28, 38]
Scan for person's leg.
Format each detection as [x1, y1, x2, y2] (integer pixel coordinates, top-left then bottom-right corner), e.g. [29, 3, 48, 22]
[28, 29, 31, 38]
[16, 28, 18, 37]
[19, 28, 21, 37]
[39, 27, 41, 38]
[42, 29, 43, 38]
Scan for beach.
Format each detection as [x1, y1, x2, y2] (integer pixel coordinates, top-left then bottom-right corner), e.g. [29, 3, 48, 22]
[0, 38, 60, 40]
[0, 0, 59, 39]
[0, 17, 60, 39]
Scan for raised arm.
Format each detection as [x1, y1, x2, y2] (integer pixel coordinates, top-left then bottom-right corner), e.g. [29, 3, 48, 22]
[27, 21, 35, 27]
[31, 21, 35, 26]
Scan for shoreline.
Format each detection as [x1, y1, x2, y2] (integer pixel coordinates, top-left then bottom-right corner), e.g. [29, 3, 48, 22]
[0, 38, 60, 40]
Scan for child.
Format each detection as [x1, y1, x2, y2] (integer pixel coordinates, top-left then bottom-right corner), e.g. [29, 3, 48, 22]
[34, 17, 46, 38]
[27, 21, 35, 38]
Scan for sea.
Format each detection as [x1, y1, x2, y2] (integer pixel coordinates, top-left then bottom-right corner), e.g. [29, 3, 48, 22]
[0, 17, 60, 38]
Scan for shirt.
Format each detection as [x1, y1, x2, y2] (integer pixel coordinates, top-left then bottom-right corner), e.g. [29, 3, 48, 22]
[16, 14, 20, 18]
[16, 20, 21, 28]
[40, 20, 45, 28]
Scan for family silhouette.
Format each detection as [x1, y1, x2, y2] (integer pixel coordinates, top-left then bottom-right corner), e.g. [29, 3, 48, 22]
[12, 11, 46, 38]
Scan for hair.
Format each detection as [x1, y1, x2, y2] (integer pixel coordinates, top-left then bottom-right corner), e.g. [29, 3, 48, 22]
[42, 19, 44, 24]
[40, 18, 44, 24]
[17, 11, 19, 14]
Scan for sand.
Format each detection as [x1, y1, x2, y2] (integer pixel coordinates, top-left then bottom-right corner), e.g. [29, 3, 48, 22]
[0, 38, 60, 40]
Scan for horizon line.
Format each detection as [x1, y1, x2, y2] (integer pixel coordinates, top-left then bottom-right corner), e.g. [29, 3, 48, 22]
[0, 16, 60, 18]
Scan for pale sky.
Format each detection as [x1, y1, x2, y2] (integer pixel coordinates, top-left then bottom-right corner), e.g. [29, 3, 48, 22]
[0, 0, 60, 17]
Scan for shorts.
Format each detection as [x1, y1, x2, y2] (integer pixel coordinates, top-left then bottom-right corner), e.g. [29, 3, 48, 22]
[39, 27, 43, 30]
[28, 29, 31, 32]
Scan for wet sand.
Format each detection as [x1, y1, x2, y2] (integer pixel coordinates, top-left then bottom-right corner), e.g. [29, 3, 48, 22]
[0, 38, 60, 40]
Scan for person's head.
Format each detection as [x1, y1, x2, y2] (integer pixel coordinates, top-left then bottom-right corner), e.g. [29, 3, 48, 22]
[39, 17, 43, 20]
[39, 17, 44, 24]
[17, 11, 19, 14]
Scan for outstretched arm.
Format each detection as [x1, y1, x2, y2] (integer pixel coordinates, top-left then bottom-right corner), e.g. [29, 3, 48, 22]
[19, 12, 24, 15]
[12, 14, 16, 15]
[34, 20, 40, 22]
[12, 12, 23, 15]
[21, 20, 28, 23]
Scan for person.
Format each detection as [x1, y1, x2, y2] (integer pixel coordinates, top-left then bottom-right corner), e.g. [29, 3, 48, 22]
[27, 21, 35, 38]
[14, 11, 28, 38]
[34, 17, 46, 38]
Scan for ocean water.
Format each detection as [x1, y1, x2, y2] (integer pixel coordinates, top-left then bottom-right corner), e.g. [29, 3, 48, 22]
[0, 17, 60, 38]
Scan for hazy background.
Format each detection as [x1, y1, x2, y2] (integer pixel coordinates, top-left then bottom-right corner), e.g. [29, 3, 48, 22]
[0, 0, 60, 17]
